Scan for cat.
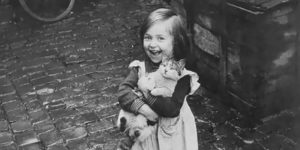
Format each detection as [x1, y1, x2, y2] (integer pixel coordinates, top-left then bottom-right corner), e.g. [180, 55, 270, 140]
[137, 57, 185, 98]
[117, 57, 186, 145]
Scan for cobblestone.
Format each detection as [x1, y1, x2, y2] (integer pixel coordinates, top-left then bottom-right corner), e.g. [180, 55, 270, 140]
[31, 76, 56, 87]
[33, 120, 55, 135]
[39, 91, 65, 105]
[20, 143, 43, 150]
[14, 84, 35, 98]
[47, 144, 68, 150]
[54, 117, 76, 131]
[45, 100, 66, 112]
[0, 143, 18, 150]
[6, 108, 28, 123]
[0, 78, 11, 86]
[0, 120, 9, 132]
[66, 138, 89, 150]
[15, 131, 39, 146]
[0, 85, 15, 97]
[87, 119, 115, 134]
[25, 100, 43, 112]
[0, 132, 13, 146]
[49, 108, 79, 121]
[61, 126, 87, 142]
[38, 129, 63, 147]
[0, 94, 17, 104]
[2, 100, 22, 112]
[12, 77, 30, 87]
[11, 120, 33, 133]
[28, 110, 50, 124]
[75, 112, 99, 125]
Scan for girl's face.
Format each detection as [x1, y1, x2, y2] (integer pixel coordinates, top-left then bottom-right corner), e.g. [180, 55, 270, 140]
[143, 20, 174, 63]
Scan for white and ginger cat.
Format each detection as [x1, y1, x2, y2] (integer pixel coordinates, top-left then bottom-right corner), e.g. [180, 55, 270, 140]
[136, 57, 185, 98]
[117, 57, 186, 146]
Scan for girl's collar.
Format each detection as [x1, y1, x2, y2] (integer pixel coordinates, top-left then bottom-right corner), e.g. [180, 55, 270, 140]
[145, 57, 161, 72]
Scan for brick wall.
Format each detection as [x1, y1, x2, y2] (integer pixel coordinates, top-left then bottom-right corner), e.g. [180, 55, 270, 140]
[170, 0, 299, 117]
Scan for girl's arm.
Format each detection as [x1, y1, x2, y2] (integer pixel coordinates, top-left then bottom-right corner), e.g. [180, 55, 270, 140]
[144, 75, 191, 117]
[118, 67, 158, 121]
[118, 67, 145, 113]
[138, 104, 158, 122]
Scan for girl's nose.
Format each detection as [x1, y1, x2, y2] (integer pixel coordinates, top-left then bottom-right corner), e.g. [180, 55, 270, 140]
[149, 40, 157, 48]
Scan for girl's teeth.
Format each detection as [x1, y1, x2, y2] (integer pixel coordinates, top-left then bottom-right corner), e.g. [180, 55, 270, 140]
[150, 50, 161, 55]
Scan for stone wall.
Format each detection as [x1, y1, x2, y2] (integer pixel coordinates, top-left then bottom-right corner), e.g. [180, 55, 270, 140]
[170, 0, 299, 117]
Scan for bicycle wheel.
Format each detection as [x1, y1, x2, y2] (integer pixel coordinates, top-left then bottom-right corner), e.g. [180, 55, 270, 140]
[18, 0, 75, 22]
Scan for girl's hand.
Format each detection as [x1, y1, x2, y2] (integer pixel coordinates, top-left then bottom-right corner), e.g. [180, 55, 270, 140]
[132, 88, 144, 98]
[138, 104, 158, 122]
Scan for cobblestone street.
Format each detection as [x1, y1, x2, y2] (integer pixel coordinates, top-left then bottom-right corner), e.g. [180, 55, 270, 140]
[0, 0, 299, 150]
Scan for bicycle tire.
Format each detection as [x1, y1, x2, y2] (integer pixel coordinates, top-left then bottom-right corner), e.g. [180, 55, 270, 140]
[18, 0, 75, 22]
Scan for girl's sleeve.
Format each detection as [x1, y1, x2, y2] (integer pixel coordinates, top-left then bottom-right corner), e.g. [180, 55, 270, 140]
[144, 75, 191, 117]
[118, 67, 145, 114]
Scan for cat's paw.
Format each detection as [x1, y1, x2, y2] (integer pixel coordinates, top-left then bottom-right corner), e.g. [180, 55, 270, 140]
[151, 88, 172, 97]
[137, 126, 155, 142]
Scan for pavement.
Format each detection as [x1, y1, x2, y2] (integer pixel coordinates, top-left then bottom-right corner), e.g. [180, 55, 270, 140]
[0, 0, 299, 150]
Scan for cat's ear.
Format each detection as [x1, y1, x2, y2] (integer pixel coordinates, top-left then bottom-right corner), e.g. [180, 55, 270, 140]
[178, 59, 186, 70]
[162, 56, 169, 63]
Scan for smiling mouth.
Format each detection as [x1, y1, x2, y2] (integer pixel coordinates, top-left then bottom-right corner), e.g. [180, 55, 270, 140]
[149, 50, 162, 55]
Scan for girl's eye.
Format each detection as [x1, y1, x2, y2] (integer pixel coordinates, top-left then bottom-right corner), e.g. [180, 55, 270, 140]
[144, 35, 151, 40]
[158, 37, 165, 41]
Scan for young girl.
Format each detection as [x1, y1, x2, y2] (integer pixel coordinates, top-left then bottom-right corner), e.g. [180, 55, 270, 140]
[118, 8, 199, 150]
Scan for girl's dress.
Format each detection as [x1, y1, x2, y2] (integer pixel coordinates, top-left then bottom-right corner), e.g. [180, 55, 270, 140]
[129, 60, 200, 150]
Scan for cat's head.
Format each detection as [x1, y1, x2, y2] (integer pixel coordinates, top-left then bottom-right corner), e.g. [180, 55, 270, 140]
[159, 57, 185, 80]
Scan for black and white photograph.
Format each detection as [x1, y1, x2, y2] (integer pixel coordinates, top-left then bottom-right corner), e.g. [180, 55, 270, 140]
[0, 0, 299, 149]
